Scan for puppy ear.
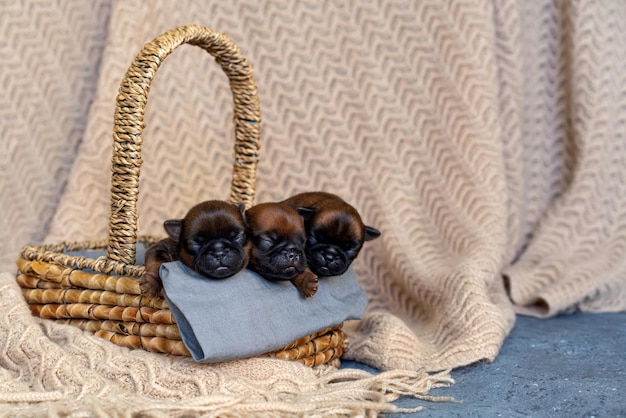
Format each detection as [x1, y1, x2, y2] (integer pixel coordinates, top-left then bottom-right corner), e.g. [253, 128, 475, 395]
[364, 226, 381, 241]
[232, 202, 246, 214]
[234, 203, 248, 224]
[163, 220, 183, 242]
[297, 207, 315, 221]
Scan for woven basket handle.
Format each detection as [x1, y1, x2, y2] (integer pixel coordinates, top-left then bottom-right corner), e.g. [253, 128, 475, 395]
[107, 25, 261, 265]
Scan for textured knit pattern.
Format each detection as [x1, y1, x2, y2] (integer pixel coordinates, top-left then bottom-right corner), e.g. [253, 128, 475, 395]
[1, 0, 625, 415]
[0, 0, 111, 272]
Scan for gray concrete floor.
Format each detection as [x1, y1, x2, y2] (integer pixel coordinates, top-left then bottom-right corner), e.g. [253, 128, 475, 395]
[342, 312, 626, 417]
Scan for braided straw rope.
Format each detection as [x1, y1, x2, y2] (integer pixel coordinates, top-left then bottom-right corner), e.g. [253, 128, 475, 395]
[15, 25, 344, 366]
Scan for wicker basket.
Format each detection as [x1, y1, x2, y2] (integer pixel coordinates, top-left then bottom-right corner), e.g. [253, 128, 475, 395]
[16, 25, 345, 368]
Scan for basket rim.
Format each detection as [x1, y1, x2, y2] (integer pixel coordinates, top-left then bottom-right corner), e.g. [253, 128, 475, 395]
[18, 235, 162, 277]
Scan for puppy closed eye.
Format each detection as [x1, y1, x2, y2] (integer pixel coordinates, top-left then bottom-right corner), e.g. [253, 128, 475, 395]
[342, 241, 360, 252]
[186, 238, 205, 255]
[254, 235, 275, 252]
[231, 231, 247, 246]
[308, 232, 323, 246]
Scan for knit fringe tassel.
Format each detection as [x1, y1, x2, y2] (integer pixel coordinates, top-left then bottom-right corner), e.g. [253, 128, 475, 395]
[1, 367, 454, 417]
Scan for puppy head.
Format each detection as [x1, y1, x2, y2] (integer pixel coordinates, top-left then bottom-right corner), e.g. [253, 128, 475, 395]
[164, 200, 250, 279]
[245, 202, 309, 281]
[285, 192, 381, 276]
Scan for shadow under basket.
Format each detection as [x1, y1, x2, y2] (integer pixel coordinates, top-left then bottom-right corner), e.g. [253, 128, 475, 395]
[16, 25, 346, 368]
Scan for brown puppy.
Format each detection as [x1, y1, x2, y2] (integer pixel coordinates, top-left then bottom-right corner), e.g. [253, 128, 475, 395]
[140, 200, 250, 297]
[281, 192, 381, 276]
[245, 202, 319, 298]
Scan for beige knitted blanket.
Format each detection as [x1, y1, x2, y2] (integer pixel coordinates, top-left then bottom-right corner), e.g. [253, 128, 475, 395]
[2, 0, 625, 415]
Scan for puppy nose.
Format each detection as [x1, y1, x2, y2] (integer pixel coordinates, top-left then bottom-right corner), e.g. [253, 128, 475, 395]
[286, 248, 301, 262]
[210, 242, 228, 259]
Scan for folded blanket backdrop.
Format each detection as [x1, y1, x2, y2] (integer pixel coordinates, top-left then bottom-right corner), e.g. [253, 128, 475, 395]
[16, 25, 348, 367]
[3, 1, 626, 416]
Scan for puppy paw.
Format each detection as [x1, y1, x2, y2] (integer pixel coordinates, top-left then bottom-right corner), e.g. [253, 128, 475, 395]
[139, 271, 162, 298]
[292, 268, 319, 298]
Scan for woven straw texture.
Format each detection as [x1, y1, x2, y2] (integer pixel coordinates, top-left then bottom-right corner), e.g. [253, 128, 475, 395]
[2, 0, 625, 416]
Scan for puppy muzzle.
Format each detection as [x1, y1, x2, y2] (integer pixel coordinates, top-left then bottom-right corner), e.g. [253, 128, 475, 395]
[194, 240, 247, 279]
[307, 245, 351, 276]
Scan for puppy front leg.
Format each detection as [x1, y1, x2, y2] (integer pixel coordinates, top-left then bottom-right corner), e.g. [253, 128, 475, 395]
[140, 239, 178, 297]
[292, 267, 319, 298]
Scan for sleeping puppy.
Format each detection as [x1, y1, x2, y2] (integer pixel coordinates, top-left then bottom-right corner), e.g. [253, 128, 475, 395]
[245, 202, 319, 298]
[281, 192, 381, 276]
[139, 200, 250, 297]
